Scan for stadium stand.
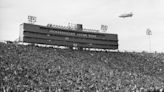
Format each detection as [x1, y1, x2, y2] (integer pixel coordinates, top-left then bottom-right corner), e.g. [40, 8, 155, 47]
[0, 42, 164, 92]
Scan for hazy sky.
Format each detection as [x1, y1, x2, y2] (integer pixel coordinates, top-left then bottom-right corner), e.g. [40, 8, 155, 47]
[0, 0, 164, 52]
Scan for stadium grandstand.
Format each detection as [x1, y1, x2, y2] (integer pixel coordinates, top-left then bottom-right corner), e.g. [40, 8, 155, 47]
[0, 41, 164, 92]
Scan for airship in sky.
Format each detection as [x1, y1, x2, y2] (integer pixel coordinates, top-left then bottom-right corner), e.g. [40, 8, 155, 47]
[119, 12, 133, 18]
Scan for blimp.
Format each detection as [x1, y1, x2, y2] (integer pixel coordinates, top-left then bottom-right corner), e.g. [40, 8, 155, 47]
[119, 12, 133, 18]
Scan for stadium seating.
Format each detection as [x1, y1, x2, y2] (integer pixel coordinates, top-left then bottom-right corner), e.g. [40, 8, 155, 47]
[0, 42, 164, 92]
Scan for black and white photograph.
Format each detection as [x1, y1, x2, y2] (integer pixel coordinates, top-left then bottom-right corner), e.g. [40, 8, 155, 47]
[0, 0, 164, 92]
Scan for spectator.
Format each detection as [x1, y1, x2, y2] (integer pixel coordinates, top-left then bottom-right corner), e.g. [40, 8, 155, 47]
[0, 42, 164, 92]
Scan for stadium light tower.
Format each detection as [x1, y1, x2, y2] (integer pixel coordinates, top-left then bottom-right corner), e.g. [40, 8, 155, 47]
[28, 16, 37, 24]
[146, 28, 152, 52]
[101, 24, 108, 33]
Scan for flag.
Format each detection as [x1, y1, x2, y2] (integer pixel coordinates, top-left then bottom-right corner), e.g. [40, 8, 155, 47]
[146, 28, 152, 35]
[101, 25, 108, 32]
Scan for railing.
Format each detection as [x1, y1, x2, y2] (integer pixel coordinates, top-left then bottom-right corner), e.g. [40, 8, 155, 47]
[83, 28, 99, 33]
[47, 24, 77, 30]
[47, 24, 100, 33]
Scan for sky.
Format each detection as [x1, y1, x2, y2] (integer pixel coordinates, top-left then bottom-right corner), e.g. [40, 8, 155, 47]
[0, 0, 164, 52]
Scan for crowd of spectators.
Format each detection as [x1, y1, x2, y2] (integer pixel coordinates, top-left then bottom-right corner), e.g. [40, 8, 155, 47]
[0, 42, 164, 92]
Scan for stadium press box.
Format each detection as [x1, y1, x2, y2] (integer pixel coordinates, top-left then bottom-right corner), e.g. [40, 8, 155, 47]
[19, 23, 118, 49]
